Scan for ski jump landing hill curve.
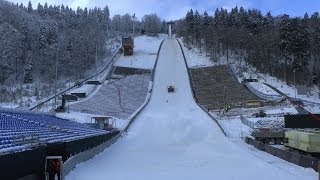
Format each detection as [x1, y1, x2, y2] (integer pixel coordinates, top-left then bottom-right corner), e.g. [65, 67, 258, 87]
[66, 39, 316, 180]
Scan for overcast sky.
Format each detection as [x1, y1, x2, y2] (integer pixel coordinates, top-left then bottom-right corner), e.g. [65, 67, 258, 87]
[7, 0, 320, 20]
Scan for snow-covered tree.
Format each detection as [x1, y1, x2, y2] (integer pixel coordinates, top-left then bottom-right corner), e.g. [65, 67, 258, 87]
[111, 14, 121, 32]
[24, 50, 33, 83]
[27, 1, 32, 13]
[193, 10, 201, 47]
[142, 14, 161, 35]
[176, 6, 320, 84]
[185, 9, 194, 44]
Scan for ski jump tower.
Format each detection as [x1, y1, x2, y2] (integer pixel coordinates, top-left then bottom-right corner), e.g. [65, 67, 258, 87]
[167, 21, 174, 38]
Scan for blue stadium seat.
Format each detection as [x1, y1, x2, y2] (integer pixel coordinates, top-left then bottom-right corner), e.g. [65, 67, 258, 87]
[0, 111, 107, 154]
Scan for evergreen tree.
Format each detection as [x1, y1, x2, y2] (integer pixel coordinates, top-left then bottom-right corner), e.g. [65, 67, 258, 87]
[185, 9, 194, 45]
[37, 3, 44, 16]
[203, 11, 211, 55]
[24, 50, 33, 83]
[102, 6, 110, 35]
[193, 10, 201, 48]
[27, 1, 32, 13]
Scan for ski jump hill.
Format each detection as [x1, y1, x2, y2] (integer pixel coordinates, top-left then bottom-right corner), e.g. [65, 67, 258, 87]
[66, 39, 315, 180]
[0, 36, 316, 179]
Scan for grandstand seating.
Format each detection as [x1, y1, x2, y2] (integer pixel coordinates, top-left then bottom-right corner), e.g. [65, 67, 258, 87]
[190, 65, 260, 110]
[0, 111, 106, 154]
[70, 74, 150, 119]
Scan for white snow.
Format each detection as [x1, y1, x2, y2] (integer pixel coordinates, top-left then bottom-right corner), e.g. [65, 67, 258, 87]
[264, 106, 298, 115]
[248, 82, 279, 96]
[304, 105, 320, 113]
[215, 115, 252, 139]
[233, 64, 320, 105]
[65, 39, 317, 180]
[56, 111, 97, 124]
[115, 35, 166, 69]
[180, 42, 215, 67]
[115, 54, 157, 69]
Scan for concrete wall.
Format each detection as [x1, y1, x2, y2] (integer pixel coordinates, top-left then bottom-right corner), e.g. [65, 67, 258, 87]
[245, 137, 319, 172]
[62, 134, 120, 178]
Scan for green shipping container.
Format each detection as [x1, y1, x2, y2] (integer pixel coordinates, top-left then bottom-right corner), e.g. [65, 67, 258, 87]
[284, 130, 320, 153]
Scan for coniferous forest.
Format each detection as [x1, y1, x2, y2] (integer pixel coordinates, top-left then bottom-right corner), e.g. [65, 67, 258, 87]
[0, 0, 112, 84]
[176, 7, 320, 85]
[1, 1, 319, 105]
[0, 0, 164, 104]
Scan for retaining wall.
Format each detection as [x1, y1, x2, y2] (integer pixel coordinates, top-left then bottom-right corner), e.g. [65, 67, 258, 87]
[0, 131, 119, 179]
[245, 137, 319, 172]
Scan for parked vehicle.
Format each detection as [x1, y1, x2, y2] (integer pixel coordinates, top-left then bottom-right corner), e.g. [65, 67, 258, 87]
[168, 85, 174, 93]
[122, 37, 134, 56]
[251, 128, 285, 144]
[252, 110, 267, 118]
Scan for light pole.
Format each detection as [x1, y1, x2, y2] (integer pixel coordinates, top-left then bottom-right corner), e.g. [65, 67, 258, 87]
[95, 42, 98, 80]
[224, 86, 226, 107]
[293, 69, 296, 85]
[55, 46, 58, 107]
[293, 69, 296, 98]
[132, 13, 135, 34]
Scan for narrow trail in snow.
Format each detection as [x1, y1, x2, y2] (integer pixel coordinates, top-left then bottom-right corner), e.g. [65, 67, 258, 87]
[66, 39, 316, 180]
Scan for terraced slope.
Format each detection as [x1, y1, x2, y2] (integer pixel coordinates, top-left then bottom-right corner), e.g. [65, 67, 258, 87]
[190, 65, 260, 110]
[69, 73, 150, 119]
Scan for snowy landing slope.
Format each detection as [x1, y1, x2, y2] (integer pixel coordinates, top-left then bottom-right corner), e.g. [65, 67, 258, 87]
[66, 39, 316, 180]
[115, 35, 165, 69]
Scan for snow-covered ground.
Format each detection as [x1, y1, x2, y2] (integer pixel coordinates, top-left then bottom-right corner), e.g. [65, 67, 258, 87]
[115, 54, 157, 69]
[66, 39, 317, 180]
[215, 115, 252, 139]
[180, 42, 215, 67]
[212, 105, 297, 131]
[248, 117, 284, 129]
[248, 82, 279, 96]
[232, 63, 320, 105]
[264, 106, 298, 115]
[211, 105, 298, 118]
[212, 105, 296, 135]
[115, 35, 166, 69]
